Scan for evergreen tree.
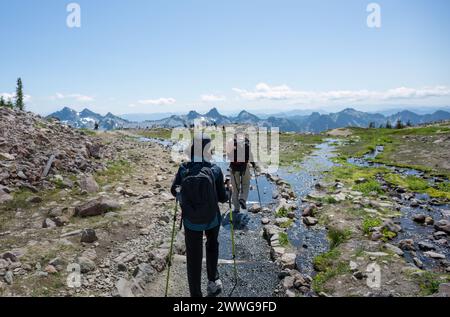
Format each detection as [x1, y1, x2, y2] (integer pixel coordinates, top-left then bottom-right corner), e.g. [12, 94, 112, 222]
[396, 119, 404, 129]
[15, 77, 25, 110]
[406, 120, 413, 127]
[0, 96, 5, 108]
[385, 120, 392, 129]
[6, 98, 14, 109]
[368, 122, 376, 129]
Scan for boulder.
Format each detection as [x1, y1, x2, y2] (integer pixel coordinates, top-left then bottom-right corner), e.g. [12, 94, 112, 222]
[79, 175, 99, 193]
[75, 197, 120, 217]
[280, 253, 297, 270]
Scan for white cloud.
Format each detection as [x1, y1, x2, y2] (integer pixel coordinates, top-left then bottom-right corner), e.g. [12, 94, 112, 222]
[201, 94, 226, 102]
[138, 98, 176, 106]
[1, 92, 32, 102]
[51, 93, 94, 102]
[233, 83, 450, 103]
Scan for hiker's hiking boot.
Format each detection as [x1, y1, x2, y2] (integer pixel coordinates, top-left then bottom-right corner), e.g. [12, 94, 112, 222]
[221, 211, 250, 229]
[207, 279, 223, 297]
[239, 199, 247, 210]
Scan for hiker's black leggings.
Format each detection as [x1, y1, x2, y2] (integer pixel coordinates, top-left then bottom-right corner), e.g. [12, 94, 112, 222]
[185, 225, 220, 297]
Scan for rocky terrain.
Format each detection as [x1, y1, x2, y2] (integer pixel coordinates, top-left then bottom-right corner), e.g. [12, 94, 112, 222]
[0, 109, 179, 296]
[1, 108, 449, 297]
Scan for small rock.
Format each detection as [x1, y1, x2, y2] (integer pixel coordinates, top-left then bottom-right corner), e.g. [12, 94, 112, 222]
[44, 265, 58, 274]
[418, 241, 435, 251]
[148, 249, 169, 272]
[2, 252, 17, 262]
[384, 243, 404, 256]
[353, 271, 365, 280]
[75, 197, 120, 217]
[413, 257, 423, 268]
[382, 220, 402, 233]
[425, 217, 434, 226]
[303, 217, 318, 226]
[4, 271, 13, 285]
[280, 253, 297, 270]
[399, 239, 415, 251]
[42, 218, 56, 228]
[349, 261, 358, 272]
[424, 251, 445, 259]
[437, 283, 450, 297]
[413, 214, 426, 224]
[261, 217, 270, 225]
[434, 220, 450, 234]
[0, 152, 14, 160]
[27, 196, 42, 204]
[282, 276, 295, 289]
[79, 175, 100, 193]
[248, 204, 261, 213]
[78, 257, 96, 273]
[80, 229, 98, 243]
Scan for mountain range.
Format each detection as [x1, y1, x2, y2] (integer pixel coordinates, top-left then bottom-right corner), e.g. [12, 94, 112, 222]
[48, 107, 450, 133]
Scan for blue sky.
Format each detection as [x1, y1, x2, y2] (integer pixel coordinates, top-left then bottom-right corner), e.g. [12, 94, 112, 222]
[1, 0, 449, 115]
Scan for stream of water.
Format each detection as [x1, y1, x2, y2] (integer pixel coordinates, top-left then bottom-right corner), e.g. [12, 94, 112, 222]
[348, 147, 450, 271]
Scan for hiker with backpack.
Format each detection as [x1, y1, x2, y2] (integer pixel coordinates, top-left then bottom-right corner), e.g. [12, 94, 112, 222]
[225, 133, 256, 226]
[170, 133, 229, 297]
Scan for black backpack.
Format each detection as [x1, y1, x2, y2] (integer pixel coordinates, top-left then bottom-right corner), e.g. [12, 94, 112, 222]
[230, 137, 251, 173]
[180, 162, 219, 226]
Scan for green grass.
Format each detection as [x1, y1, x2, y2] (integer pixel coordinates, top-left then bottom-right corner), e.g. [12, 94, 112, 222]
[384, 173, 450, 200]
[136, 128, 174, 140]
[329, 165, 387, 185]
[3, 189, 34, 210]
[95, 159, 131, 185]
[362, 217, 382, 235]
[278, 232, 290, 247]
[279, 133, 324, 165]
[279, 219, 294, 228]
[328, 227, 352, 249]
[335, 124, 450, 176]
[413, 272, 450, 296]
[275, 206, 289, 218]
[313, 248, 340, 272]
[312, 262, 350, 293]
[353, 179, 382, 196]
[79, 128, 97, 136]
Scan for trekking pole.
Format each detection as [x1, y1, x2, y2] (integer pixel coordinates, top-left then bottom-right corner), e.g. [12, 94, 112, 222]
[228, 190, 238, 297]
[165, 192, 179, 297]
[253, 166, 262, 207]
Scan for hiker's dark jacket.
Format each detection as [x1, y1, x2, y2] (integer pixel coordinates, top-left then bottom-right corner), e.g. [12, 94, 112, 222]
[171, 161, 228, 231]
